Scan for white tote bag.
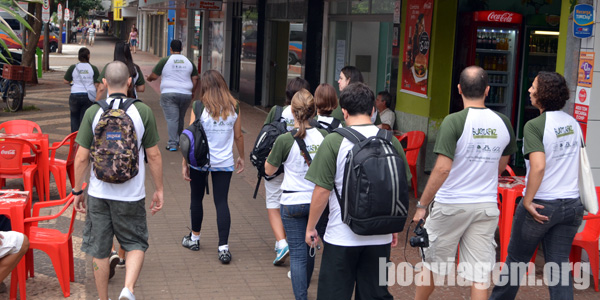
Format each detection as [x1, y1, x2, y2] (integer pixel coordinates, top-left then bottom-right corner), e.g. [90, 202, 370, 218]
[579, 139, 599, 214]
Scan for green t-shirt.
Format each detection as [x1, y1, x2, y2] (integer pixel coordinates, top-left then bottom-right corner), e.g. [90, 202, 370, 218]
[305, 125, 411, 191]
[99, 64, 145, 87]
[75, 100, 160, 150]
[267, 128, 329, 168]
[522, 112, 546, 158]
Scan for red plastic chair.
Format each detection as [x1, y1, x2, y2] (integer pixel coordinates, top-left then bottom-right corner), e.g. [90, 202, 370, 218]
[395, 131, 425, 197]
[23, 185, 85, 298]
[48, 132, 79, 199]
[0, 120, 43, 163]
[569, 186, 600, 292]
[0, 137, 43, 202]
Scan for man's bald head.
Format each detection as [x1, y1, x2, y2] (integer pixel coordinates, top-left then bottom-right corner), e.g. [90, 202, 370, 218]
[459, 66, 488, 100]
[105, 61, 130, 90]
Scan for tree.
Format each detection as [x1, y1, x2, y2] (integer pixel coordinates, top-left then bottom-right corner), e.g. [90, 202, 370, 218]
[0, 0, 38, 64]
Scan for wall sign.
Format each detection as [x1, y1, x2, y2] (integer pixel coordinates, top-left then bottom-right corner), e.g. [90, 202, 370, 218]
[473, 11, 523, 24]
[186, 0, 222, 10]
[573, 4, 594, 39]
[400, 0, 433, 98]
[578, 52, 594, 88]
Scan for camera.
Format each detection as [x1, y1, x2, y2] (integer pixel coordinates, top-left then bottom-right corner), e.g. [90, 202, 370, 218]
[410, 219, 429, 248]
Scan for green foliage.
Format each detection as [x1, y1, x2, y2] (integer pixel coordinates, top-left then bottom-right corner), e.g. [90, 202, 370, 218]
[71, 0, 102, 19]
[0, 0, 41, 64]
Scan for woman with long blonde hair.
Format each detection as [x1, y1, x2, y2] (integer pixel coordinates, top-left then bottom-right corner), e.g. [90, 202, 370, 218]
[181, 70, 245, 264]
[265, 89, 327, 299]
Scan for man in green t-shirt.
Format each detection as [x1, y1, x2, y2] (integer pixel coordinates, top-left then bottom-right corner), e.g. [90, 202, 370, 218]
[304, 82, 410, 299]
[411, 66, 517, 300]
[73, 61, 164, 300]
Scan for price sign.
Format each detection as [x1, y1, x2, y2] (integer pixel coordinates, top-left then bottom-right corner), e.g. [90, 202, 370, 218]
[57, 3, 63, 20]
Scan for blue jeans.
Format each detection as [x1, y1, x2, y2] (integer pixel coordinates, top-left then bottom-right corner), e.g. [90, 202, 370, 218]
[159, 93, 192, 147]
[281, 204, 315, 300]
[490, 198, 583, 300]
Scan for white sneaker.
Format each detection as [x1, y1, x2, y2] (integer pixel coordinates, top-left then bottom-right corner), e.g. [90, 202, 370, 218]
[119, 287, 135, 300]
[288, 271, 291, 279]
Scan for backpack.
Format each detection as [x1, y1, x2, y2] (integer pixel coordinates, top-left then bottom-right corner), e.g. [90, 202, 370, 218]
[309, 118, 342, 134]
[333, 127, 409, 235]
[90, 98, 141, 184]
[180, 101, 210, 169]
[250, 106, 287, 198]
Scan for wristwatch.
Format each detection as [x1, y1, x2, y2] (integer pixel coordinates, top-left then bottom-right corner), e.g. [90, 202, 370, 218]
[72, 189, 84, 196]
[416, 201, 427, 209]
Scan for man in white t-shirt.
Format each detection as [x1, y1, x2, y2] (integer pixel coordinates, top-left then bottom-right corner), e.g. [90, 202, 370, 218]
[411, 66, 517, 300]
[147, 40, 199, 151]
[73, 61, 164, 300]
[376, 91, 395, 130]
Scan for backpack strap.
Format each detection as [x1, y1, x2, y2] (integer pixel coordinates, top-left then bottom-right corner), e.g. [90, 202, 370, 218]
[308, 118, 320, 129]
[333, 127, 366, 144]
[119, 98, 141, 111]
[96, 99, 111, 112]
[274, 106, 284, 123]
[290, 129, 312, 166]
[329, 118, 341, 129]
[193, 100, 205, 120]
[375, 128, 392, 141]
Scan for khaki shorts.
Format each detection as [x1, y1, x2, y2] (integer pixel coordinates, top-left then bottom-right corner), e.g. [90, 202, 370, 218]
[81, 195, 149, 259]
[265, 174, 283, 209]
[422, 202, 499, 283]
[0, 231, 24, 258]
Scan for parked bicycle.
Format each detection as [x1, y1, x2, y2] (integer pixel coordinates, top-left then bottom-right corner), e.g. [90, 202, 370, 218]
[0, 49, 27, 112]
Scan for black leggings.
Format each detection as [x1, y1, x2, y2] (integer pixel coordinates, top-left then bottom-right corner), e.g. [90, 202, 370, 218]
[190, 168, 232, 246]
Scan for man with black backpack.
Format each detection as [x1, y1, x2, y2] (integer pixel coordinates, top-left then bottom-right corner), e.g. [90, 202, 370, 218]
[411, 66, 517, 300]
[73, 61, 164, 300]
[304, 82, 411, 299]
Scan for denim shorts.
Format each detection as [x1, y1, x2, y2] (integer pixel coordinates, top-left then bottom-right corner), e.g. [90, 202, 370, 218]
[130, 39, 137, 46]
[81, 195, 149, 258]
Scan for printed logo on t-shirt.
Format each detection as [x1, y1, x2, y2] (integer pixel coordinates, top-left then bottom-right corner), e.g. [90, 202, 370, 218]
[79, 70, 89, 74]
[472, 128, 497, 139]
[307, 144, 320, 154]
[553, 125, 574, 138]
[284, 118, 294, 128]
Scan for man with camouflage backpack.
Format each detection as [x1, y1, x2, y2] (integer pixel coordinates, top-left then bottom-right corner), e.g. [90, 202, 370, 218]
[73, 61, 164, 300]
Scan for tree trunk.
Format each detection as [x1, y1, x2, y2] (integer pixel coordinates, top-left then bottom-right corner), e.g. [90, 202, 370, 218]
[23, 3, 43, 83]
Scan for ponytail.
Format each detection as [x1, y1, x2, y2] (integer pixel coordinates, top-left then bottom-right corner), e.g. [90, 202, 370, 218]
[291, 89, 316, 139]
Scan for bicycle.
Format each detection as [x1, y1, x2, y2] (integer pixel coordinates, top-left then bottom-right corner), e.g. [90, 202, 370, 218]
[0, 76, 24, 112]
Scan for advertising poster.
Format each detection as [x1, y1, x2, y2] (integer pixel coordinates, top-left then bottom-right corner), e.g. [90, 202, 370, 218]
[400, 0, 434, 98]
[574, 86, 591, 138]
[578, 52, 594, 88]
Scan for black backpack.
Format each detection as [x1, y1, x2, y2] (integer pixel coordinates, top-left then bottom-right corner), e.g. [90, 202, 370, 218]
[250, 106, 287, 198]
[180, 101, 210, 169]
[333, 127, 409, 235]
[309, 118, 342, 134]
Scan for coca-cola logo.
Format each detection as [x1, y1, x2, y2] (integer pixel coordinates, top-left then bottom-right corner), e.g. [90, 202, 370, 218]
[0, 146, 17, 159]
[487, 12, 514, 23]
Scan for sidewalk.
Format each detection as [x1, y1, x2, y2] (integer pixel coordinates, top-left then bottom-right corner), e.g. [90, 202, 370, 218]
[2, 35, 598, 299]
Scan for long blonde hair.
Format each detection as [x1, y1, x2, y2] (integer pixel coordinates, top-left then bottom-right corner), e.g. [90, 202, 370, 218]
[200, 70, 238, 120]
[291, 89, 316, 139]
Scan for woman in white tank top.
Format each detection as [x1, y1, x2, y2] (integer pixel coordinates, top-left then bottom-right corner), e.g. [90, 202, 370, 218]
[181, 70, 245, 264]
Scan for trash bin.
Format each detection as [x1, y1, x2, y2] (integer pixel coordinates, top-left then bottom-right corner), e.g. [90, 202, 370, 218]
[62, 31, 66, 43]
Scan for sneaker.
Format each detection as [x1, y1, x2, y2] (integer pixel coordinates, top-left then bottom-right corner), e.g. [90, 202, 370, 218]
[165, 145, 177, 151]
[109, 253, 120, 279]
[287, 271, 291, 279]
[218, 249, 232, 264]
[119, 287, 135, 300]
[116, 258, 126, 268]
[182, 233, 200, 251]
[273, 245, 289, 266]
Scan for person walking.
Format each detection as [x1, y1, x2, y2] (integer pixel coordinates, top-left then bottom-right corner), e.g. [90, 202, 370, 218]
[88, 24, 96, 46]
[128, 26, 138, 54]
[97, 42, 146, 100]
[265, 89, 326, 299]
[333, 66, 380, 125]
[411, 66, 517, 300]
[489, 72, 584, 300]
[262, 77, 310, 267]
[79, 25, 88, 46]
[147, 40, 199, 151]
[180, 70, 244, 264]
[63, 47, 100, 132]
[73, 61, 164, 300]
[304, 82, 410, 299]
[314, 83, 344, 131]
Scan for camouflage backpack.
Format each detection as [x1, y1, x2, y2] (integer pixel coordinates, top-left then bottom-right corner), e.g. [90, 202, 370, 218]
[90, 98, 141, 183]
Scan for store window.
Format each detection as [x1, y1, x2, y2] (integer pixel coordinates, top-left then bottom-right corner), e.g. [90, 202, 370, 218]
[329, 0, 395, 14]
[239, 6, 258, 103]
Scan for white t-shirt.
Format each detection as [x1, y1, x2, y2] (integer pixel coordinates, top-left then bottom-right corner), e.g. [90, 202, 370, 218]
[523, 111, 581, 200]
[279, 128, 325, 205]
[88, 98, 146, 201]
[156, 54, 196, 95]
[282, 106, 295, 131]
[316, 115, 343, 129]
[69, 63, 96, 98]
[199, 107, 238, 168]
[433, 108, 515, 204]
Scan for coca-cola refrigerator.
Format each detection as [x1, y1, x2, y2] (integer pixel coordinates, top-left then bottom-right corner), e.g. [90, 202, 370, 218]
[452, 11, 523, 122]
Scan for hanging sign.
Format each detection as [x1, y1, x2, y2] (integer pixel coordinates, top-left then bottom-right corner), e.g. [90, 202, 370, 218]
[64, 9, 70, 21]
[473, 11, 523, 24]
[42, 5, 50, 23]
[400, 0, 434, 98]
[186, 0, 222, 10]
[574, 86, 590, 136]
[57, 3, 63, 20]
[573, 4, 594, 39]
